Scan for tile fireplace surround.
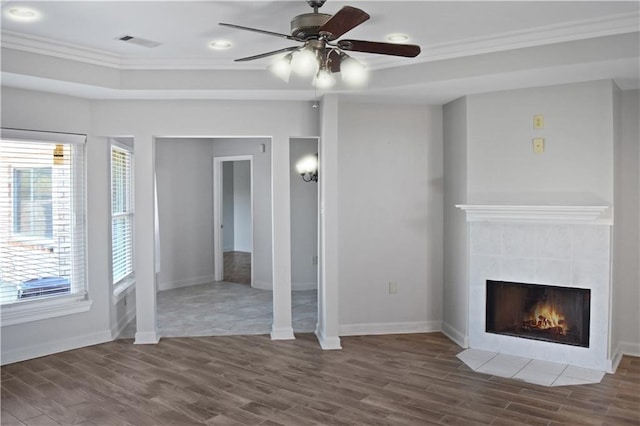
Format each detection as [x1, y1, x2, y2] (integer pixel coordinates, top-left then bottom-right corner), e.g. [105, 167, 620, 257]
[457, 205, 613, 372]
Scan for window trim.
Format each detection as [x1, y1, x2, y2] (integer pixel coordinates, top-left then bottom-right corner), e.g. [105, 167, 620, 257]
[1, 294, 92, 326]
[0, 128, 89, 326]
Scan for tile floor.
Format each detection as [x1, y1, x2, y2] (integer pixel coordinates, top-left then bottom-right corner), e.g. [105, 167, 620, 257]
[118, 281, 317, 339]
[457, 348, 606, 387]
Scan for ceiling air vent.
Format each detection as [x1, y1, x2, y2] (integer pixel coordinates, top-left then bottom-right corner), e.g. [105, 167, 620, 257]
[117, 35, 162, 48]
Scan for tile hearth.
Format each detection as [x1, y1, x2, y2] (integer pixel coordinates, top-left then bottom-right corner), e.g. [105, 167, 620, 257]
[457, 348, 605, 387]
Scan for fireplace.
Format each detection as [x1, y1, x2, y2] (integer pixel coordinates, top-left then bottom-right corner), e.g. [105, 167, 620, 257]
[486, 280, 590, 348]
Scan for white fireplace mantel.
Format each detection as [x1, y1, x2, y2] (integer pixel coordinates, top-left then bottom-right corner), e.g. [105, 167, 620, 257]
[459, 204, 614, 372]
[456, 204, 611, 225]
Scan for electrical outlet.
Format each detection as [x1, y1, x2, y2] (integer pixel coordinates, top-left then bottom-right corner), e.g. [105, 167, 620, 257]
[389, 282, 398, 294]
[312, 255, 318, 265]
[533, 138, 545, 154]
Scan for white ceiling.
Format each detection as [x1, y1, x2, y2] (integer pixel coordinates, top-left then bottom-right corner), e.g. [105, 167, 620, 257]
[1, 1, 639, 103]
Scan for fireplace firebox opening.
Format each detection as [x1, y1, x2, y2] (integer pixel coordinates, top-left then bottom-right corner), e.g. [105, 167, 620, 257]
[486, 280, 590, 347]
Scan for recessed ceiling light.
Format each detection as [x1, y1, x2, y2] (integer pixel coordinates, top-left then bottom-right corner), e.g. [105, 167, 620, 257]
[7, 7, 39, 21]
[209, 40, 232, 50]
[387, 33, 409, 44]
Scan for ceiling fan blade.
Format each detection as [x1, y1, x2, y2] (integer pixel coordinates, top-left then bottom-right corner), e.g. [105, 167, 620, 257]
[219, 23, 302, 41]
[337, 40, 421, 57]
[318, 6, 370, 40]
[234, 46, 300, 62]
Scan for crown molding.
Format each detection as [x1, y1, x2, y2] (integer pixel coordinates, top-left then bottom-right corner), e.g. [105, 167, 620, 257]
[1, 30, 122, 68]
[0, 30, 266, 70]
[1, 11, 638, 71]
[424, 11, 639, 61]
[373, 11, 640, 69]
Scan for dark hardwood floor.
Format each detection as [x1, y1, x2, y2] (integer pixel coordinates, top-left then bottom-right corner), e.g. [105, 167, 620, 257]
[1, 333, 638, 425]
[224, 251, 251, 285]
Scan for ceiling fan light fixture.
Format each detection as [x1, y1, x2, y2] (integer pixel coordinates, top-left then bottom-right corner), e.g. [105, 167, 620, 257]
[268, 54, 293, 82]
[221, 3, 421, 88]
[313, 68, 336, 89]
[340, 56, 368, 87]
[291, 48, 319, 77]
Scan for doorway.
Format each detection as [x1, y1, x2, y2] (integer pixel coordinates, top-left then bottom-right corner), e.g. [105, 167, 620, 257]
[290, 137, 319, 332]
[213, 155, 253, 285]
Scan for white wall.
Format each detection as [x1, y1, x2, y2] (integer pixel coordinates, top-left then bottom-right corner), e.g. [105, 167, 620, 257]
[467, 80, 614, 206]
[222, 162, 235, 251]
[336, 102, 443, 335]
[155, 138, 216, 291]
[1, 87, 113, 363]
[452, 80, 640, 363]
[233, 160, 251, 253]
[90, 99, 317, 342]
[442, 96, 469, 347]
[290, 138, 319, 290]
[2, 91, 318, 359]
[613, 89, 640, 358]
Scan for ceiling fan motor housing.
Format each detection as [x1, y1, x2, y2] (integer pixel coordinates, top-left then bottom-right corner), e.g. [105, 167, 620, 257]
[291, 13, 332, 40]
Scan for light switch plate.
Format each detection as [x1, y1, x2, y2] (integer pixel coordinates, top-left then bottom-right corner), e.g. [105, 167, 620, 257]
[534, 114, 544, 129]
[533, 138, 545, 154]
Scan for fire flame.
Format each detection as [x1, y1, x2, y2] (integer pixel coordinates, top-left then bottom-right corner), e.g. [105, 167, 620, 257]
[524, 301, 567, 335]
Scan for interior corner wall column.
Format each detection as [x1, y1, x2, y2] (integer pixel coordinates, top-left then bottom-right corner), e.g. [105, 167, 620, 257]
[134, 134, 159, 344]
[271, 134, 295, 340]
[317, 95, 342, 350]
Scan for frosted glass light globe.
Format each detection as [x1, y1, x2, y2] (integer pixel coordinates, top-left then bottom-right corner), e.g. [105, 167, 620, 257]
[296, 155, 318, 174]
[269, 55, 292, 82]
[341, 57, 368, 87]
[291, 49, 319, 77]
[313, 69, 336, 89]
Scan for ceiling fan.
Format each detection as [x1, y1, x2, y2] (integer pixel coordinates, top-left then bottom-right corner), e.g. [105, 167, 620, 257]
[219, 0, 421, 88]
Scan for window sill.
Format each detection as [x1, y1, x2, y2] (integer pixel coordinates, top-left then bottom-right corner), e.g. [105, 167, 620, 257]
[113, 278, 135, 303]
[1, 294, 92, 327]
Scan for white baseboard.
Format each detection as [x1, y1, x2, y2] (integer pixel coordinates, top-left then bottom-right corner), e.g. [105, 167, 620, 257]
[620, 341, 640, 357]
[252, 280, 272, 290]
[315, 326, 342, 350]
[271, 326, 295, 340]
[1, 329, 113, 366]
[609, 341, 640, 373]
[135, 330, 160, 344]
[158, 274, 214, 291]
[292, 281, 317, 291]
[441, 321, 468, 348]
[338, 321, 441, 337]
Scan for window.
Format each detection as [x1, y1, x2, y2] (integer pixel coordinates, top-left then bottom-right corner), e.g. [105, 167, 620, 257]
[13, 167, 53, 238]
[111, 143, 134, 288]
[0, 129, 87, 310]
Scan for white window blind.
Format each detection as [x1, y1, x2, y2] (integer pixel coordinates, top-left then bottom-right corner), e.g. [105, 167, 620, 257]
[111, 144, 134, 285]
[0, 129, 87, 306]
